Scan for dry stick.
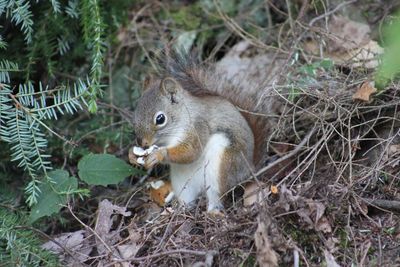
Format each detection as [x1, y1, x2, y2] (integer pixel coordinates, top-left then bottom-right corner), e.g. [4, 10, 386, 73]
[359, 240, 371, 267]
[255, 127, 316, 177]
[213, 0, 286, 53]
[66, 204, 116, 257]
[308, 0, 357, 27]
[347, 112, 354, 185]
[285, 128, 333, 188]
[115, 249, 217, 263]
[14, 226, 80, 263]
[293, 249, 300, 267]
[362, 198, 400, 213]
[132, 4, 158, 71]
[352, 195, 381, 228]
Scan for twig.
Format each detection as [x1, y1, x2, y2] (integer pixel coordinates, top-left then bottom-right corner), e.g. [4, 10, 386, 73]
[293, 249, 300, 267]
[14, 226, 79, 263]
[66, 204, 116, 257]
[115, 249, 217, 262]
[309, 0, 357, 27]
[255, 127, 316, 177]
[362, 198, 400, 213]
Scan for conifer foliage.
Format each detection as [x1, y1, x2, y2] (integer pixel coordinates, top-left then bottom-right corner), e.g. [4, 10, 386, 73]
[0, 0, 105, 205]
[0, 0, 110, 264]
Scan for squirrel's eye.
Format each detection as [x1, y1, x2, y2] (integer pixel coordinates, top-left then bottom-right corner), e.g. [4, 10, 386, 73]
[154, 111, 167, 127]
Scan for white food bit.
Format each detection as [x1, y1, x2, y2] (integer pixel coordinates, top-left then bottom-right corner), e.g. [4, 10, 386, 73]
[133, 146, 146, 156]
[161, 207, 175, 216]
[133, 145, 159, 156]
[150, 180, 165, 190]
[145, 145, 159, 155]
[136, 157, 145, 165]
[164, 191, 175, 203]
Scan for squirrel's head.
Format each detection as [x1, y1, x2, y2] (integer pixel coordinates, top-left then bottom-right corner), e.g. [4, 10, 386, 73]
[133, 77, 190, 148]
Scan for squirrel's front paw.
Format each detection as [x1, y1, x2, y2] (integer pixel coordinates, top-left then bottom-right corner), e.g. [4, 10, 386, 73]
[144, 148, 166, 170]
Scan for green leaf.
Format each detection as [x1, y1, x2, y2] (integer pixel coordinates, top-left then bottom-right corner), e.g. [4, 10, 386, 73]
[78, 154, 141, 185]
[319, 59, 334, 70]
[29, 170, 78, 222]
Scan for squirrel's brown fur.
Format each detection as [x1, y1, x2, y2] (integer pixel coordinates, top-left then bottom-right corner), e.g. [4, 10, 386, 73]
[158, 50, 274, 167]
[131, 49, 276, 211]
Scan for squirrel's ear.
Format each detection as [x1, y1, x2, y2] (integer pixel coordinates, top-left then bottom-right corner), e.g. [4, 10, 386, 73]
[160, 77, 182, 103]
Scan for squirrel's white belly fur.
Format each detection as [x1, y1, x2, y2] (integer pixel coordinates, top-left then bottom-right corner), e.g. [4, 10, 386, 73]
[169, 133, 229, 211]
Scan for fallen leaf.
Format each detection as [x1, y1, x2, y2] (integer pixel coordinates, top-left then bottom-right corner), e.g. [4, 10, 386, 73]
[254, 213, 280, 267]
[243, 181, 267, 207]
[276, 185, 332, 232]
[316, 216, 333, 233]
[42, 230, 91, 263]
[352, 81, 377, 102]
[95, 199, 132, 255]
[328, 15, 370, 52]
[388, 144, 400, 167]
[217, 41, 286, 89]
[305, 16, 384, 69]
[389, 144, 400, 156]
[160, 206, 175, 216]
[117, 244, 140, 260]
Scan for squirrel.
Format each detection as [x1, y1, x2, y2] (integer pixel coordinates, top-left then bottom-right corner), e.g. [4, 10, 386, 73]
[130, 50, 275, 212]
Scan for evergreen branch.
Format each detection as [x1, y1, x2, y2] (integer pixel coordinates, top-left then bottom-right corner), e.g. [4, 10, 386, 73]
[49, 0, 61, 13]
[10, 0, 34, 44]
[0, 84, 13, 142]
[65, 0, 78, 18]
[16, 80, 88, 119]
[0, 207, 59, 266]
[81, 0, 106, 112]
[0, 35, 7, 49]
[0, 60, 20, 83]
[0, 0, 8, 16]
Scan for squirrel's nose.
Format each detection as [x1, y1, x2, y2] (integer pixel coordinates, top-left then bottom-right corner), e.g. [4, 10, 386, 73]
[136, 137, 150, 148]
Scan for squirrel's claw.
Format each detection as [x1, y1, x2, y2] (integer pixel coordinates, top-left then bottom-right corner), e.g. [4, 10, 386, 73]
[144, 148, 166, 170]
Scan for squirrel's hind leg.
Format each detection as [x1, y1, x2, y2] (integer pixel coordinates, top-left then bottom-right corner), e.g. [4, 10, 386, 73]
[202, 134, 231, 212]
[206, 187, 223, 212]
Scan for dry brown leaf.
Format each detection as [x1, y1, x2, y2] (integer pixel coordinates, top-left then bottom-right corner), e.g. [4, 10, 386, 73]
[116, 228, 142, 260]
[316, 216, 333, 233]
[254, 214, 280, 267]
[389, 144, 400, 156]
[117, 244, 140, 260]
[328, 15, 371, 51]
[352, 81, 377, 102]
[304, 16, 383, 69]
[95, 199, 132, 255]
[388, 144, 400, 167]
[217, 41, 286, 89]
[42, 230, 92, 264]
[243, 181, 267, 207]
[276, 185, 332, 232]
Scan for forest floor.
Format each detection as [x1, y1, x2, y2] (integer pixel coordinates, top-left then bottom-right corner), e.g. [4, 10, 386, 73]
[41, 1, 400, 266]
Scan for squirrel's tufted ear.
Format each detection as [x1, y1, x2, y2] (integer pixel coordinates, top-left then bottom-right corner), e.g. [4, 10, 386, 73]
[160, 77, 182, 103]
